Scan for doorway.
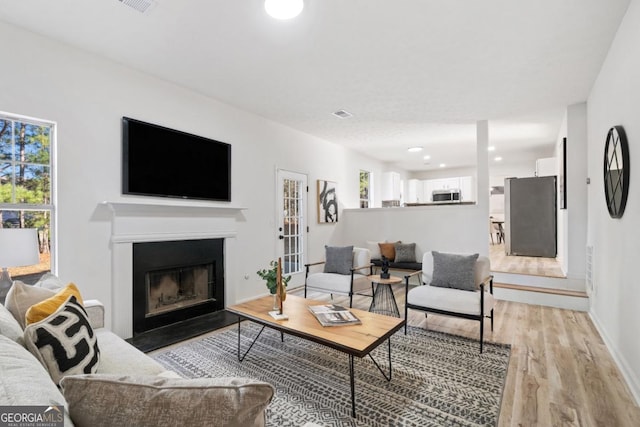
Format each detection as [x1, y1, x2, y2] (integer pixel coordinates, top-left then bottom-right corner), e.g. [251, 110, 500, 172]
[276, 170, 307, 275]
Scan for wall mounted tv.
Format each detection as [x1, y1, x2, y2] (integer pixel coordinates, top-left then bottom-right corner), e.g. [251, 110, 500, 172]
[122, 117, 231, 202]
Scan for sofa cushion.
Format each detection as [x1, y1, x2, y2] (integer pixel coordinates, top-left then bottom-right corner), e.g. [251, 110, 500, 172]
[0, 334, 74, 426]
[95, 329, 168, 376]
[323, 245, 353, 275]
[0, 303, 25, 345]
[60, 374, 275, 427]
[24, 295, 100, 385]
[25, 283, 84, 326]
[4, 280, 56, 329]
[430, 251, 479, 291]
[394, 242, 416, 263]
[378, 242, 397, 261]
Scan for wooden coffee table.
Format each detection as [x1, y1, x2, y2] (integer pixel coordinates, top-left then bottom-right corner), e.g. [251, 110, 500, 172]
[227, 294, 405, 417]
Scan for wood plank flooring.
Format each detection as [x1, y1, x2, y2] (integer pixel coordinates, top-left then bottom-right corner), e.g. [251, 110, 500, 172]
[289, 286, 640, 426]
[490, 243, 566, 278]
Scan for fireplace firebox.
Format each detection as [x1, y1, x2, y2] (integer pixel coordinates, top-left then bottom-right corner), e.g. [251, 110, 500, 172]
[132, 239, 224, 335]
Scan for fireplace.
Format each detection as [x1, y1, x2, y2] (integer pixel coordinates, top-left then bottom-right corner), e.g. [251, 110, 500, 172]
[132, 238, 224, 336]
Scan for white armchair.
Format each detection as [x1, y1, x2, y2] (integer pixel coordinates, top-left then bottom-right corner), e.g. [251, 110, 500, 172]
[304, 246, 374, 308]
[404, 251, 495, 353]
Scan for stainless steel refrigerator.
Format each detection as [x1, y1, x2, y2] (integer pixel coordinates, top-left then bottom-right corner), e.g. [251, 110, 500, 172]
[504, 176, 557, 257]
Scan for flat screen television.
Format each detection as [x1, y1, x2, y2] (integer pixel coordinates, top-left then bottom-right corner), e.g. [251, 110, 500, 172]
[122, 117, 231, 202]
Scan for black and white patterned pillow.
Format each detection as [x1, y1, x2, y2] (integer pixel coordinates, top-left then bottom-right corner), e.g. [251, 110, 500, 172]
[24, 295, 100, 385]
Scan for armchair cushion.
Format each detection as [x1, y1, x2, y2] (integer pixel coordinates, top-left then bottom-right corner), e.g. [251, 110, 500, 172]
[407, 285, 495, 316]
[421, 251, 490, 289]
[431, 251, 479, 291]
[323, 245, 354, 275]
[394, 242, 417, 263]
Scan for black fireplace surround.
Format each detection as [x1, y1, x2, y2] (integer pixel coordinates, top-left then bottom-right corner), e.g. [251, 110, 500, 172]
[132, 239, 224, 336]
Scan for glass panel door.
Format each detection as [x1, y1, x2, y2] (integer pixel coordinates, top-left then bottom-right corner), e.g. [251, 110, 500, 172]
[277, 170, 307, 275]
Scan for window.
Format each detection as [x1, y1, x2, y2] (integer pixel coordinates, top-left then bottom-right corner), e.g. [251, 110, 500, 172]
[0, 113, 54, 283]
[359, 170, 371, 208]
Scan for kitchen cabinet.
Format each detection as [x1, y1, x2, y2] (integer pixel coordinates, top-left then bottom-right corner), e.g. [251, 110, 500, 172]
[421, 176, 475, 202]
[407, 179, 424, 203]
[536, 157, 557, 177]
[381, 172, 401, 201]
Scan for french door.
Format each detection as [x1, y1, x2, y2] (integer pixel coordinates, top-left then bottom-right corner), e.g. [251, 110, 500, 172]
[276, 170, 307, 275]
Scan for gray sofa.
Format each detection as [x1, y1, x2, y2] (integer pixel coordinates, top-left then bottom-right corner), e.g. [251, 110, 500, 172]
[0, 283, 274, 427]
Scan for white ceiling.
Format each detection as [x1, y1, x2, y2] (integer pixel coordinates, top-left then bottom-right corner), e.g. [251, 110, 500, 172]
[0, 0, 630, 172]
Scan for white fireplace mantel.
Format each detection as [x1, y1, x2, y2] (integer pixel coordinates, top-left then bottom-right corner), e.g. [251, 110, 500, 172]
[101, 200, 247, 216]
[103, 200, 243, 338]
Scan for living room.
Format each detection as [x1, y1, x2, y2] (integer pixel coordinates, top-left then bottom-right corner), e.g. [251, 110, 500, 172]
[1, 0, 639, 425]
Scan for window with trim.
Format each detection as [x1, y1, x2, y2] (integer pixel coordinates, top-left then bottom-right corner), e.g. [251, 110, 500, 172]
[0, 113, 54, 283]
[359, 170, 371, 208]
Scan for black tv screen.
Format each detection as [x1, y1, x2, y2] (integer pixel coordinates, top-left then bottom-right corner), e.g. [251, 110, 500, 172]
[122, 117, 231, 201]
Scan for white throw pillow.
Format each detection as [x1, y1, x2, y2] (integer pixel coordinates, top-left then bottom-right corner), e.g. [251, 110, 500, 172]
[366, 240, 385, 260]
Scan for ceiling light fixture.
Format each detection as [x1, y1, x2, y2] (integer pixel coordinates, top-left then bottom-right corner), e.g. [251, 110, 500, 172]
[265, 0, 304, 20]
[423, 155, 431, 160]
[407, 147, 423, 153]
[488, 146, 496, 151]
[439, 163, 446, 168]
[494, 156, 503, 161]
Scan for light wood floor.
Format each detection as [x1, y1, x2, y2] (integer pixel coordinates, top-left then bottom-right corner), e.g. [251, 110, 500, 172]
[288, 286, 640, 426]
[490, 243, 566, 278]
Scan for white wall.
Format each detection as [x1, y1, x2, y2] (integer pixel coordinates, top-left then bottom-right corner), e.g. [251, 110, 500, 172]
[0, 22, 385, 329]
[587, 0, 640, 403]
[335, 121, 490, 258]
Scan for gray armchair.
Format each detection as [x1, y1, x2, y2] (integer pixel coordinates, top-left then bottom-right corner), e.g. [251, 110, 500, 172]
[404, 251, 495, 352]
[304, 246, 374, 308]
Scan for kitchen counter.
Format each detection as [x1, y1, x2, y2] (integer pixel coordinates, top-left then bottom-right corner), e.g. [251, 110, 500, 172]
[404, 201, 476, 206]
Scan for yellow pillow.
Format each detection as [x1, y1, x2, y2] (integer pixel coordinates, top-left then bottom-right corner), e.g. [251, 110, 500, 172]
[25, 283, 84, 326]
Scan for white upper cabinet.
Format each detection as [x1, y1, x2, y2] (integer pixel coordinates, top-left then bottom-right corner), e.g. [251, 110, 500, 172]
[421, 176, 475, 202]
[381, 172, 401, 201]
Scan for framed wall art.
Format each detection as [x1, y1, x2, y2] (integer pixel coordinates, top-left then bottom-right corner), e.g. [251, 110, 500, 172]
[317, 180, 338, 223]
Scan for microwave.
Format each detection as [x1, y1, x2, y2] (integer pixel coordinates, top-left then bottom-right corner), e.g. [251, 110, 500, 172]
[432, 189, 462, 203]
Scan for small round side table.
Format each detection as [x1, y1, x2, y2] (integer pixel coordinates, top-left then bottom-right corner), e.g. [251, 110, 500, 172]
[367, 274, 402, 317]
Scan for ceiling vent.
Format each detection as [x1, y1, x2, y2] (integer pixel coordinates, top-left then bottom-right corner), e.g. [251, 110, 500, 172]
[332, 109, 353, 119]
[118, 0, 156, 13]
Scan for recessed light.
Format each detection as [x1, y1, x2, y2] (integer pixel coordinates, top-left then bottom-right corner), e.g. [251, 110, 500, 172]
[439, 163, 446, 168]
[265, 0, 304, 20]
[488, 146, 496, 152]
[332, 109, 353, 119]
[423, 155, 431, 160]
[408, 147, 423, 153]
[494, 156, 503, 161]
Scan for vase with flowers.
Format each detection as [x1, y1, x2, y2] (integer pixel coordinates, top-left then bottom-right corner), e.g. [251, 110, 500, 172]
[257, 260, 291, 310]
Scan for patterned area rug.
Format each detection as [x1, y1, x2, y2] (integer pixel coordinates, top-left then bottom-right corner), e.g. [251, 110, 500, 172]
[153, 324, 511, 427]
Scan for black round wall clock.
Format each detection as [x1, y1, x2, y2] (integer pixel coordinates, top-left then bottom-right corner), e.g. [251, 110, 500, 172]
[603, 125, 630, 218]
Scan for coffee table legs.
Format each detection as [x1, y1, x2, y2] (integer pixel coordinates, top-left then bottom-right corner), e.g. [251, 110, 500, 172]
[236, 317, 266, 362]
[348, 337, 392, 418]
[349, 355, 356, 418]
[235, 317, 394, 418]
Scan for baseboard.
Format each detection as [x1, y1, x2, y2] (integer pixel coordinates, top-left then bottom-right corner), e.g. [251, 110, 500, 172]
[589, 310, 640, 406]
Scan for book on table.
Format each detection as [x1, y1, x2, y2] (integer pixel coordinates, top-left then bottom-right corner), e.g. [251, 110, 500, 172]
[308, 304, 362, 327]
